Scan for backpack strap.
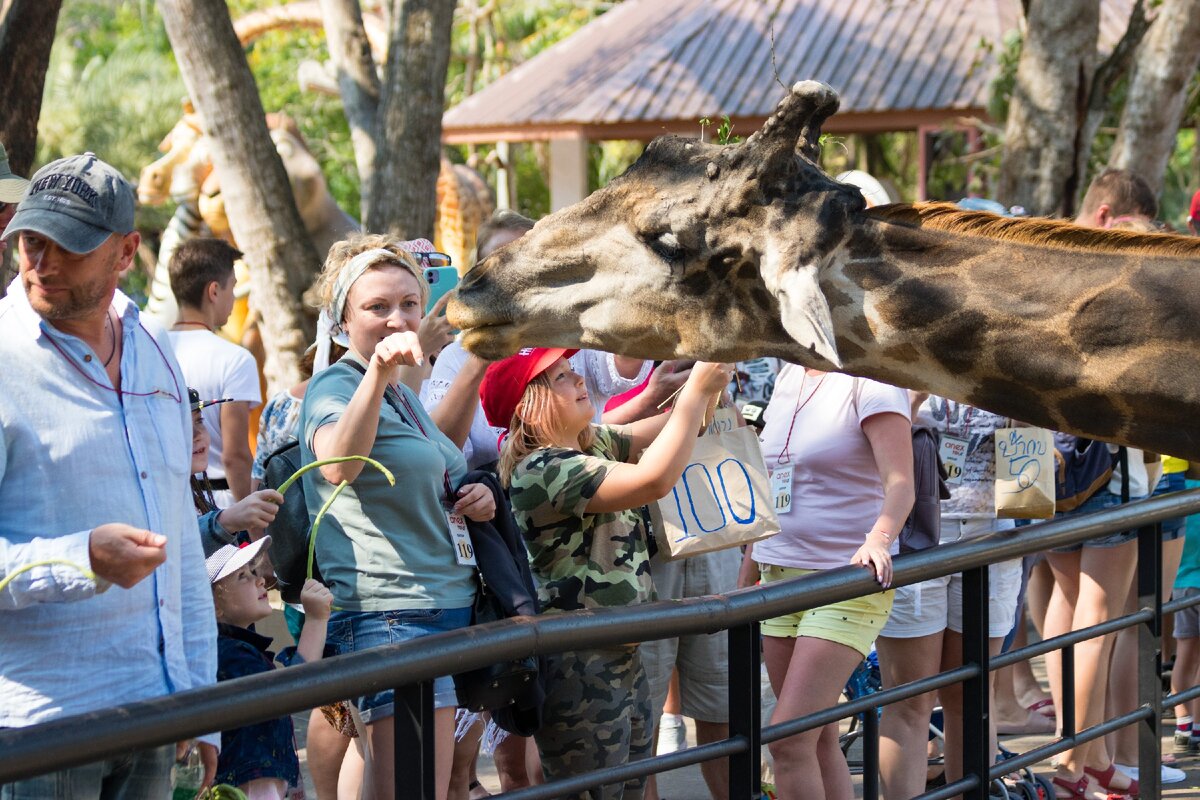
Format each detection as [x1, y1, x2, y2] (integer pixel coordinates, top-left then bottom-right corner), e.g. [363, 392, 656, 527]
[1118, 446, 1130, 503]
[339, 358, 413, 424]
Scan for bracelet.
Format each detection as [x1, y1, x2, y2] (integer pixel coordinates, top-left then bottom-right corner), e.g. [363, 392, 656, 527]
[867, 529, 893, 543]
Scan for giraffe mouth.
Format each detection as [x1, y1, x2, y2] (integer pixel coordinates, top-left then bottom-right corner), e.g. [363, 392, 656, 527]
[459, 322, 522, 360]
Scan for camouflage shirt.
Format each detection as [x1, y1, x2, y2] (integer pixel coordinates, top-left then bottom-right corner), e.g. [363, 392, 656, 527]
[510, 425, 654, 614]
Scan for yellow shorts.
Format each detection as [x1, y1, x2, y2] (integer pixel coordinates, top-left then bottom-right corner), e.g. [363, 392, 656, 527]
[758, 564, 894, 657]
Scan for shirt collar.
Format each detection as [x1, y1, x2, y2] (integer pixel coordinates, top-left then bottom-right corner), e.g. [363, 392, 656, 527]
[217, 622, 275, 655]
[4, 275, 140, 341]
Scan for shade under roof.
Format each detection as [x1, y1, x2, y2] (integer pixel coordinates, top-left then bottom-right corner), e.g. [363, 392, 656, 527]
[442, 0, 1137, 143]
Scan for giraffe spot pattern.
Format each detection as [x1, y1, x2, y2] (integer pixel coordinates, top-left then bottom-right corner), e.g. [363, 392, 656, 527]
[1068, 288, 1144, 353]
[879, 278, 964, 330]
[969, 378, 1056, 430]
[992, 331, 1081, 391]
[924, 309, 988, 375]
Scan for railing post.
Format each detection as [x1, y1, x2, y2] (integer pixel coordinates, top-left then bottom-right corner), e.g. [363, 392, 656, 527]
[861, 706, 880, 800]
[728, 621, 762, 800]
[395, 680, 436, 800]
[962, 564, 990, 800]
[1137, 522, 1162, 800]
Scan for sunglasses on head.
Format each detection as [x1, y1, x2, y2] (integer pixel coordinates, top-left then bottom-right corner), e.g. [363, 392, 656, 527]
[417, 252, 452, 269]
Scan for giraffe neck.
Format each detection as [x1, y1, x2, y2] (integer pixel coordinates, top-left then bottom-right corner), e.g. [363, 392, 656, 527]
[823, 216, 1200, 460]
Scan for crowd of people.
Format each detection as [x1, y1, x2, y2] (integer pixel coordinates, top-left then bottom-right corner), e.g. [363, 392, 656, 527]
[1, 142, 1199, 800]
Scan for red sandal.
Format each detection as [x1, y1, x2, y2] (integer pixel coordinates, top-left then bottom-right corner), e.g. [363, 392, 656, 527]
[1084, 764, 1138, 798]
[1051, 774, 1130, 800]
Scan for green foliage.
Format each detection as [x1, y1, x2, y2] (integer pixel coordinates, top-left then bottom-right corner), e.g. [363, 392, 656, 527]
[38, 1, 185, 233]
[446, 1, 618, 215]
[986, 30, 1022, 123]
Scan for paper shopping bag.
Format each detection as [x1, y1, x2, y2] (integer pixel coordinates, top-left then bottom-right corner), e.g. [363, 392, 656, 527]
[650, 424, 781, 560]
[994, 427, 1056, 519]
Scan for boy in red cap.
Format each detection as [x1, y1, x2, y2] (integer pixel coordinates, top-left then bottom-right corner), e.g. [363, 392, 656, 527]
[480, 347, 731, 797]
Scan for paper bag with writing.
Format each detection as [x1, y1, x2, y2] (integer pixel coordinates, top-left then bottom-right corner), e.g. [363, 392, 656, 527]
[994, 427, 1056, 519]
[650, 421, 781, 560]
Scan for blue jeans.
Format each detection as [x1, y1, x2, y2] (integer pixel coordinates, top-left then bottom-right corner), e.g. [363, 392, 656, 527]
[0, 744, 173, 800]
[326, 607, 472, 722]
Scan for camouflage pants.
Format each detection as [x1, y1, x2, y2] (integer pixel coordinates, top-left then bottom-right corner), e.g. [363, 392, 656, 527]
[534, 647, 652, 800]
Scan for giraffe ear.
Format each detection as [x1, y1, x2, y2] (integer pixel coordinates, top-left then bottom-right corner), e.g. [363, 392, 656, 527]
[771, 263, 842, 369]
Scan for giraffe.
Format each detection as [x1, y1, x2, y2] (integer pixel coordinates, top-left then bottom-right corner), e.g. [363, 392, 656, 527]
[448, 80, 1200, 462]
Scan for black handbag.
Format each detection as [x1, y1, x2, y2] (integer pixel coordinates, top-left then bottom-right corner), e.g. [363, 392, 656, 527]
[453, 576, 538, 712]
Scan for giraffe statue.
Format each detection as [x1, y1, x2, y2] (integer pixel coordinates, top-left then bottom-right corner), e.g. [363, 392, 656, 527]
[448, 81, 1200, 462]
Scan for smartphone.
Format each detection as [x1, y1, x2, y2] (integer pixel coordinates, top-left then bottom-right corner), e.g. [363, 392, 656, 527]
[424, 266, 459, 314]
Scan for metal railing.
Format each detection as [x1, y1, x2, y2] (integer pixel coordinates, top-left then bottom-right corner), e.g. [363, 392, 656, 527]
[3, 489, 1200, 799]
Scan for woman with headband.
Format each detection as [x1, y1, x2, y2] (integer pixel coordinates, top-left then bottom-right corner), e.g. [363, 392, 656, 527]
[299, 234, 496, 800]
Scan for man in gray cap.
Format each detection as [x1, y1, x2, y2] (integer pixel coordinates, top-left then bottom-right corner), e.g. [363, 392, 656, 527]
[0, 141, 30, 258]
[0, 153, 218, 797]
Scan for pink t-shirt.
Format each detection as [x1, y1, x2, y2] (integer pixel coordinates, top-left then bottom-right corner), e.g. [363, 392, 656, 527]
[752, 367, 910, 570]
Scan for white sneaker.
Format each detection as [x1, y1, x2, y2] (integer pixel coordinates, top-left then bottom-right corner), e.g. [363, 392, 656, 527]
[1116, 763, 1187, 784]
[657, 713, 687, 754]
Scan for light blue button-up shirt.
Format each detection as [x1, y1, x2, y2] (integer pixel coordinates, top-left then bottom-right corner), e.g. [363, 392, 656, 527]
[0, 279, 216, 728]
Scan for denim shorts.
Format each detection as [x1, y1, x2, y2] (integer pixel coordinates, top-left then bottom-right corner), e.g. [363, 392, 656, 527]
[1153, 471, 1188, 541]
[1051, 489, 1140, 553]
[326, 606, 472, 722]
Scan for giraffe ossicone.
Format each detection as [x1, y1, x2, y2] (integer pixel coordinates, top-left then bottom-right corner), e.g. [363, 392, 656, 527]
[448, 81, 1200, 462]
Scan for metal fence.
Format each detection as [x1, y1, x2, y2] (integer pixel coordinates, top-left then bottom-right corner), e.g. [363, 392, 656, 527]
[3, 489, 1200, 799]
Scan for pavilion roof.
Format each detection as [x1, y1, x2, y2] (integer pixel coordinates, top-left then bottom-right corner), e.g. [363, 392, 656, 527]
[442, 0, 1136, 143]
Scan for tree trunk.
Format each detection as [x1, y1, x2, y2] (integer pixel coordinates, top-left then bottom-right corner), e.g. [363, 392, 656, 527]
[365, 0, 457, 238]
[0, 0, 62, 177]
[319, 0, 381, 218]
[159, 0, 321, 394]
[996, 0, 1100, 217]
[0, 0, 62, 288]
[1108, 0, 1200, 196]
[1071, 0, 1149, 209]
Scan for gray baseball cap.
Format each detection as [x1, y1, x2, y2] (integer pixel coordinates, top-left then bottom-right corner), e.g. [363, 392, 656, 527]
[3, 152, 135, 253]
[0, 142, 30, 203]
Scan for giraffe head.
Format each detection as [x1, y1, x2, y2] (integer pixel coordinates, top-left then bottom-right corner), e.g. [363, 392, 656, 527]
[449, 81, 865, 364]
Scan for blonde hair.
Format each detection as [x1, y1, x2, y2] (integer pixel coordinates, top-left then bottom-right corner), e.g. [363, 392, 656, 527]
[315, 232, 429, 325]
[498, 374, 597, 487]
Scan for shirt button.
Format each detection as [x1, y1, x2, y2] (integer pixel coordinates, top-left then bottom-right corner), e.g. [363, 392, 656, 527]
[141, 471, 148, 479]
[159, 599, 165, 607]
[84, 354, 92, 362]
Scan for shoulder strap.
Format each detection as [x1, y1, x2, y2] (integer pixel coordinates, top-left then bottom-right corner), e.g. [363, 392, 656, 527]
[339, 357, 456, 497]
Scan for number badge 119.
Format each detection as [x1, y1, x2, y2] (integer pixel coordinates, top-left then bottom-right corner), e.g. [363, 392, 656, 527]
[770, 466, 793, 515]
[446, 508, 477, 566]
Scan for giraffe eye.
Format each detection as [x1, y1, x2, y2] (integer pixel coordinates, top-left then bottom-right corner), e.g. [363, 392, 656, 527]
[648, 231, 684, 263]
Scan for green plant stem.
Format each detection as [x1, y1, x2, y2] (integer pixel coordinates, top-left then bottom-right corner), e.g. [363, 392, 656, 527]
[277, 455, 394, 496]
[308, 480, 349, 580]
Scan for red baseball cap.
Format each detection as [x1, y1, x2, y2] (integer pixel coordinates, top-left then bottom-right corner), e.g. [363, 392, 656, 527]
[480, 347, 578, 429]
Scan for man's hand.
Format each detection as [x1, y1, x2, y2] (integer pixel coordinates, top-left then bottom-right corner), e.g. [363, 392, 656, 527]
[88, 524, 167, 588]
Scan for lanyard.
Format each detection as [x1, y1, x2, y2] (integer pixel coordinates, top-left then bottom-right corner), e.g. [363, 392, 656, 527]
[776, 371, 825, 466]
[942, 398, 973, 438]
[342, 358, 456, 499]
[385, 383, 456, 500]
